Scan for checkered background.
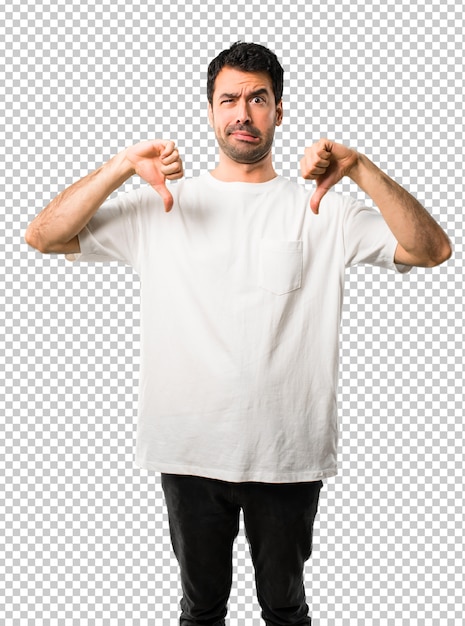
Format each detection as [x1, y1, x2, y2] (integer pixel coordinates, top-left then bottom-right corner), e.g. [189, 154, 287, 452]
[1, 0, 463, 623]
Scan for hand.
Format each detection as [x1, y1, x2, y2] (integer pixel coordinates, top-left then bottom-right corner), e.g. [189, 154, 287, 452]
[125, 140, 184, 212]
[300, 139, 359, 214]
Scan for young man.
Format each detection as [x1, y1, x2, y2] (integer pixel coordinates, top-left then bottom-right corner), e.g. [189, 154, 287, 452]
[25, 43, 451, 626]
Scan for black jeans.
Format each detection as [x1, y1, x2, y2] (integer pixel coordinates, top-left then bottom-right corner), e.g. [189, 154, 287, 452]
[161, 474, 323, 626]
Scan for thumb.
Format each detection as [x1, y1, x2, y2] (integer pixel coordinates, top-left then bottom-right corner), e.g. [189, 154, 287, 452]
[309, 181, 330, 215]
[153, 181, 174, 213]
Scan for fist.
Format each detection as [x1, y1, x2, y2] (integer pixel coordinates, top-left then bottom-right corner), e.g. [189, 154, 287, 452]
[125, 140, 184, 212]
[300, 139, 358, 214]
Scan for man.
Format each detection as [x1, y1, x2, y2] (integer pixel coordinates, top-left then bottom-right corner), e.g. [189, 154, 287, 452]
[25, 42, 451, 625]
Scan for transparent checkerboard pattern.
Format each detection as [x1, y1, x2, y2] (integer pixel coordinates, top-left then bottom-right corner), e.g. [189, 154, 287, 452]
[1, 0, 463, 623]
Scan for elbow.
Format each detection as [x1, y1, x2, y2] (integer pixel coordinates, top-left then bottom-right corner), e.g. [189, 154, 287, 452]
[428, 239, 453, 267]
[24, 226, 48, 254]
[436, 238, 453, 265]
[24, 226, 38, 250]
[441, 240, 453, 264]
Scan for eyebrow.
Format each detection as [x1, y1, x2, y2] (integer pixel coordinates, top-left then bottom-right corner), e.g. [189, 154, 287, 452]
[217, 88, 270, 101]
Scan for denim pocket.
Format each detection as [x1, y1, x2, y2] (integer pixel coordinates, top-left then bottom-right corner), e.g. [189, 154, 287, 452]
[259, 239, 303, 295]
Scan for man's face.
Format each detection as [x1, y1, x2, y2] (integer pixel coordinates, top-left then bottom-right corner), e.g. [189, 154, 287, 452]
[208, 67, 283, 165]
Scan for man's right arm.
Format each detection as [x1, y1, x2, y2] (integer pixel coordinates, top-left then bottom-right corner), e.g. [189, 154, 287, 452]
[24, 140, 183, 255]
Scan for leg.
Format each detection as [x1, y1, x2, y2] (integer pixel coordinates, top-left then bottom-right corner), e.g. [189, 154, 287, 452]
[239, 480, 323, 626]
[161, 474, 241, 626]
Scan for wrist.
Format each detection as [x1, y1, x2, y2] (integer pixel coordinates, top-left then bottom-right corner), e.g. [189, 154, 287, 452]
[116, 149, 137, 181]
[346, 151, 369, 184]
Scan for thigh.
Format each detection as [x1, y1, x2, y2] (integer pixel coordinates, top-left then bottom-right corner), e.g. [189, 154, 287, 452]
[161, 474, 241, 620]
[241, 481, 322, 563]
[240, 481, 323, 622]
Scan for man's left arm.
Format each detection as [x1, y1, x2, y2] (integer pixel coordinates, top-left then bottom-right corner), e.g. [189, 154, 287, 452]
[301, 139, 452, 268]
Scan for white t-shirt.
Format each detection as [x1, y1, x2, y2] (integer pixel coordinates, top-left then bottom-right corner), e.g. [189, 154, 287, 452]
[71, 173, 410, 483]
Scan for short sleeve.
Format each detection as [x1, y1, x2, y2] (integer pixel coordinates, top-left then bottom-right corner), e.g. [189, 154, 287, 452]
[342, 197, 412, 274]
[66, 186, 164, 270]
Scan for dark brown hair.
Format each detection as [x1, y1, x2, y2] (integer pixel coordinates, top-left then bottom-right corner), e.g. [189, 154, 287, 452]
[207, 42, 284, 105]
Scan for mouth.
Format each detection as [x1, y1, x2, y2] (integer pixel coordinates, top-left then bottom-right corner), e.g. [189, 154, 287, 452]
[230, 131, 260, 143]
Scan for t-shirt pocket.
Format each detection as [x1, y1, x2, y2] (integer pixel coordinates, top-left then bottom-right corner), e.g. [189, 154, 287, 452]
[259, 239, 303, 295]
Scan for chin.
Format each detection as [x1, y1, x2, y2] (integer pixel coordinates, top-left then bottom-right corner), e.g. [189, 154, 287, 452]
[227, 145, 272, 165]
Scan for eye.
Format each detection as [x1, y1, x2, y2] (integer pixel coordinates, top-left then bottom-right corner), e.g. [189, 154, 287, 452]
[252, 96, 265, 104]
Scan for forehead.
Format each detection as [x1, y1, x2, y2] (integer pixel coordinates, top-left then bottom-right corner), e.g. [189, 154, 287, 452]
[212, 67, 273, 99]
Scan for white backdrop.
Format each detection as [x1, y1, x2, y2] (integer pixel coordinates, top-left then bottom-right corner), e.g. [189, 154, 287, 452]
[1, 0, 463, 624]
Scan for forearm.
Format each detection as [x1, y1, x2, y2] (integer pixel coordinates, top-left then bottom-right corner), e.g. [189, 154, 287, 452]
[349, 154, 452, 267]
[25, 150, 135, 253]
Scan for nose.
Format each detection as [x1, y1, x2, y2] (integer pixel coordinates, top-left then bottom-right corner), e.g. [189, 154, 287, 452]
[235, 99, 251, 124]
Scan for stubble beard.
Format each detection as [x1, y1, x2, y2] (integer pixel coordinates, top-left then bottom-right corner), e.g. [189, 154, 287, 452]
[215, 122, 276, 165]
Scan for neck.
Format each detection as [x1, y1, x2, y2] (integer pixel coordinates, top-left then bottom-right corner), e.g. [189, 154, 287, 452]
[210, 151, 277, 183]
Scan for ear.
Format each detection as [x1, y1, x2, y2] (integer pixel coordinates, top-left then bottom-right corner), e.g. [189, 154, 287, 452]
[208, 102, 214, 128]
[275, 100, 283, 127]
